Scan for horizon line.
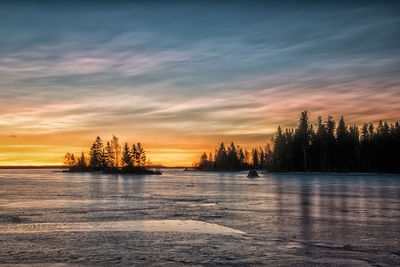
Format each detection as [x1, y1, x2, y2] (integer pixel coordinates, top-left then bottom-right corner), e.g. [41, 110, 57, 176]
[0, 165, 193, 169]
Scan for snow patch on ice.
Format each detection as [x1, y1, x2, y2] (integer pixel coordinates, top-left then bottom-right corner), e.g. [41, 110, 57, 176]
[0, 220, 246, 235]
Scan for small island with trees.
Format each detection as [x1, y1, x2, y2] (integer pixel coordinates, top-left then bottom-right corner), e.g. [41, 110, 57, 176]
[196, 111, 400, 173]
[63, 135, 161, 175]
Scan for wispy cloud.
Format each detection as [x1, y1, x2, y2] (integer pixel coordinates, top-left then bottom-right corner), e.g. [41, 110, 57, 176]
[0, 1, 399, 165]
[0, 46, 189, 80]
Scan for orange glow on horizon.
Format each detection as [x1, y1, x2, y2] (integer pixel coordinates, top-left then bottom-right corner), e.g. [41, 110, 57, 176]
[1, 102, 399, 167]
[0, 140, 265, 167]
[0, 119, 397, 167]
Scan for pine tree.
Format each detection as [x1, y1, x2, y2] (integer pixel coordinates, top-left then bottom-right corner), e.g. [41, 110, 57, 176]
[76, 152, 87, 170]
[215, 142, 227, 170]
[314, 116, 327, 171]
[227, 142, 240, 170]
[325, 116, 336, 171]
[252, 148, 259, 169]
[104, 141, 115, 168]
[121, 142, 133, 167]
[293, 111, 313, 172]
[336, 116, 352, 171]
[89, 136, 104, 170]
[238, 147, 245, 168]
[259, 148, 265, 169]
[348, 124, 360, 171]
[199, 152, 209, 170]
[132, 144, 139, 166]
[272, 126, 285, 171]
[136, 143, 146, 166]
[264, 143, 273, 170]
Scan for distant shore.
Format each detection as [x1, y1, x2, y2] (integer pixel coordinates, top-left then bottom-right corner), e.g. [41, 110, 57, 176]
[0, 166, 66, 169]
[0, 165, 181, 170]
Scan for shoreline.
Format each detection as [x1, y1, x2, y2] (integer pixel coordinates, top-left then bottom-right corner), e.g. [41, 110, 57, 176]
[65, 166, 162, 175]
[197, 169, 400, 175]
[0, 166, 66, 169]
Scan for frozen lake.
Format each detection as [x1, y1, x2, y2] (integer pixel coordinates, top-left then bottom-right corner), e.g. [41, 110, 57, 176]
[0, 169, 399, 266]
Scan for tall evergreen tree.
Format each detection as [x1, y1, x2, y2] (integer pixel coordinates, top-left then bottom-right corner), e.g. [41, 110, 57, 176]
[348, 124, 360, 171]
[252, 148, 259, 169]
[89, 136, 104, 170]
[325, 116, 336, 171]
[215, 142, 227, 170]
[336, 116, 349, 171]
[104, 141, 115, 168]
[227, 142, 240, 170]
[313, 116, 327, 171]
[293, 111, 313, 171]
[131, 144, 139, 166]
[238, 147, 245, 168]
[136, 143, 146, 166]
[259, 148, 265, 169]
[272, 126, 285, 171]
[121, 142, 133, 167]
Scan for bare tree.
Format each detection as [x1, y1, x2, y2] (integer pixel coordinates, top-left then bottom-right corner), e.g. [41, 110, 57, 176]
[110, 135, 121, 167]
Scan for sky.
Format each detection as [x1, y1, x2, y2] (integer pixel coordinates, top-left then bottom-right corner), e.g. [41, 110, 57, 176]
[0, 1, 399, 166]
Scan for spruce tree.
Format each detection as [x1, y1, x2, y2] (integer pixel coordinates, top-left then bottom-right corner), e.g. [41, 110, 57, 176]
[252, 148, 259, 169]
[136, 143, 146, 166]
[293, 111, 313, 172]
[132, 144, 139, 166]
[89, 136, 104, 170]
[105, 141, 115, 168]
[76, 152, 87, 170]
[121, 142, 133, 167]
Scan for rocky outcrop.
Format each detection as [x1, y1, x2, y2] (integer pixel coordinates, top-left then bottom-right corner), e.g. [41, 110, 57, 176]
[247, 170, 259, 178]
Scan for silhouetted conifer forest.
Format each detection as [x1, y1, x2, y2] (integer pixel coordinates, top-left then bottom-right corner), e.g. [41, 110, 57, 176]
[64, 135, 160, 174]
[197, 111, 400, 173]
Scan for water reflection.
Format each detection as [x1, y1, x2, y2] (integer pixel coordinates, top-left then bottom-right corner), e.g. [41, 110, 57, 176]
[299, 179, 312, 254]
[270, 173, 400, 258]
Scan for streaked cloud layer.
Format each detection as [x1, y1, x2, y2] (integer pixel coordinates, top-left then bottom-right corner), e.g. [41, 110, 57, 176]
[0, 1, 399, 165]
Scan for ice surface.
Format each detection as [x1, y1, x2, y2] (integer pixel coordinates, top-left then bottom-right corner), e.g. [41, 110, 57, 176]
[0, 169, 399, 265]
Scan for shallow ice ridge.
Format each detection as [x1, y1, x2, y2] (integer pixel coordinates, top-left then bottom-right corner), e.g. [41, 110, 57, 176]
[0, 220, 246, 235]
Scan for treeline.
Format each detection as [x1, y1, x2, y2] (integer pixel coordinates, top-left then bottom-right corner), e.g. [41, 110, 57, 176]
[197, 142, 271, 171]
[64, 135, 160, 174]
[197, 111, 400, 173]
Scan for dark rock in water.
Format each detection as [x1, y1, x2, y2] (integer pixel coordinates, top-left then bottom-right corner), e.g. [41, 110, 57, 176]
[247, 170, 259, 178]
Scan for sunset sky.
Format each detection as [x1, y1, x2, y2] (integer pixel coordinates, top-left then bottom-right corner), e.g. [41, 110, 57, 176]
[0, 1, 399, 166]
